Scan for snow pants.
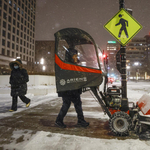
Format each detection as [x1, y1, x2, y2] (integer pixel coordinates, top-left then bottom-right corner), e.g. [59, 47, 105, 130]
[56, 95, 84, 123]
[11, 95, 30, 111]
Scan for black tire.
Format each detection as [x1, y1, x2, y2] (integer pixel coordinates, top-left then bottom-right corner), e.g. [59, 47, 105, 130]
[109, 111, 132, 136]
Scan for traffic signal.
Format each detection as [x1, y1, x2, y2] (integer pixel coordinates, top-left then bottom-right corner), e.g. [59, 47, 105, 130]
[103, 54, 106, 59]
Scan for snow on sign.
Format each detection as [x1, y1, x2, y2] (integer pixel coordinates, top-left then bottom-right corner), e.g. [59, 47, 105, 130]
[104, 8, 142, 46]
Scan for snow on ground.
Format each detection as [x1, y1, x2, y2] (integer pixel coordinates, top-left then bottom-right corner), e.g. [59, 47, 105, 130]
[1, 81, 150, 149]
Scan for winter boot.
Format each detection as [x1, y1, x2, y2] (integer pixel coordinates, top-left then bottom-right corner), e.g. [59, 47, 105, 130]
[55, 121, 66, 128]
[77, 120, 89, 127]
[9, 109, 17, 112]
[26, 101, 30, 107]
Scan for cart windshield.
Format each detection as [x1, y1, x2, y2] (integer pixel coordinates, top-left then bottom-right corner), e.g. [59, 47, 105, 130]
[57, 37, 100, 69]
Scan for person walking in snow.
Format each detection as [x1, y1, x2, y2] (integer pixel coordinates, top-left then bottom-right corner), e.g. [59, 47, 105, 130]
[9, 59, 31, 111]
[55, 44, 89, 128]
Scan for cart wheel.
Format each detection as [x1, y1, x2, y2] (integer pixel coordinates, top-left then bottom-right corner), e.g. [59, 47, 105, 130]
[109, 111, 131, 136]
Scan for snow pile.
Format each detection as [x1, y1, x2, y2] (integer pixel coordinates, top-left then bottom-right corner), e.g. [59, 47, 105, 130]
[3, 130, 150, 150]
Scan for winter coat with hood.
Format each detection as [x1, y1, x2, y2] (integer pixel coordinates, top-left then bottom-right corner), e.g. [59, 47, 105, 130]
[9, 59, 29, 96]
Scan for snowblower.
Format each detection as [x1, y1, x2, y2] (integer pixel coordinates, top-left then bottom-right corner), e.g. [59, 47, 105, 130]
[54, 28, 150, 139]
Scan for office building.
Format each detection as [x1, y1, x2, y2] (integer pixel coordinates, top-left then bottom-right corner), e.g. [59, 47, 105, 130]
[0, 0, 36, 74]
[126, 37, 147, 79]
[106, 41, 120, 78]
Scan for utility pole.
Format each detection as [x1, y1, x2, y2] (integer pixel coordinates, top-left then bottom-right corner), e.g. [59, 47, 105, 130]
[119, 0, 129, 111]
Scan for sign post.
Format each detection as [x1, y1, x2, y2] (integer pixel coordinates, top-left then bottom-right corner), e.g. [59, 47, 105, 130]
[119, 0, 128, 111]
[104, 0, 142, 111]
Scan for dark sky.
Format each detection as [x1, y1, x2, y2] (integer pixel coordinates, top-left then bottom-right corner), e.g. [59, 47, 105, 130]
[35, 0, 150, 50]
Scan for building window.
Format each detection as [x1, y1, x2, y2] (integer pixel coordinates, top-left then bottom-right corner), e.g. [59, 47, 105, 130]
[13, 11, 16, 17]
[17, 30, 19, 35]
[17, 7, 20, 12]
[2, 49, 5, 55]
[16, 37, 19, 43]
[3, 21, 6, 28]
[9, 0, 12, 6]
[4, 3, 7, 11]
[13, 27, 15, 33]
[22, 4, 24, 9]
[9, 8, 12, 14]
[16, 45, 18, 51]
[8, 33, 11, 39]
[18, 0, 20, 6]
[7, 41, 10, 48]
[13, 19, 16, 25]
[17, 14, 20, 21]
[2, 39, 5, 46]
[12, 35, 15, 41]
[20, 47, 22, 52]
[21, 18, 23, 23]
[21, 24, 23, 30]
[8, 16, 12, 23]
[8, 24, 11, 31]
[3, 12, 7, 19]
[7, 50, 10, 56]
[14, 3, 16, 10]
[12, 51, 14, 57]
[21, 32, 23, 37]
[25, 7, 27, 12]
[24, 27, 26, 32]
[2, 30, 6, 37]
[12, 43, 15, 49]
[17, 22, 20, 28]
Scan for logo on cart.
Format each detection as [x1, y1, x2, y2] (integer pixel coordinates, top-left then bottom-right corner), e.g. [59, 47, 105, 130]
[67, 77, 87, 84]
[60, 77, 87, 86]
[60, 79, 66, 86]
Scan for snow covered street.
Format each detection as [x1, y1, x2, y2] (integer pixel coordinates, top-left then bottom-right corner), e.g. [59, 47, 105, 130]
[1, 81, 150, 149]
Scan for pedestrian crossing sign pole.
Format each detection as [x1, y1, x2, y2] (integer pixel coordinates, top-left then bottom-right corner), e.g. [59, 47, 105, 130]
[104, 8, 142, 46]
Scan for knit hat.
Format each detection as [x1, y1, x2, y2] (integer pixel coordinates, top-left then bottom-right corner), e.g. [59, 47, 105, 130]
[16, 59, 22, 64]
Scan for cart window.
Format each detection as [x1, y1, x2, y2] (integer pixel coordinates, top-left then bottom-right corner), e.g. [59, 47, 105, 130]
[57, 38, 99, 69]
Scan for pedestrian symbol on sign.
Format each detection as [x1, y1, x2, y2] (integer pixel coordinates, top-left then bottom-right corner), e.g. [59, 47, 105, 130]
[104, 8, 142, 46]
[115, 14, 129, 38]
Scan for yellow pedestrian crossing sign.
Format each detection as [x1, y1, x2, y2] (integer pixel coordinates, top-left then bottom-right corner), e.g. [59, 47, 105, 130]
[104, 8, 142, 46]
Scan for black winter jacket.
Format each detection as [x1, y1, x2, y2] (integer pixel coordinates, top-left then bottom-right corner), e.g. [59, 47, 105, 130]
[9, 59, 29, 96]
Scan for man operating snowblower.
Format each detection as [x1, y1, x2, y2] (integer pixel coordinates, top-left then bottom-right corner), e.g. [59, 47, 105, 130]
[55, 43, 89, 128]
